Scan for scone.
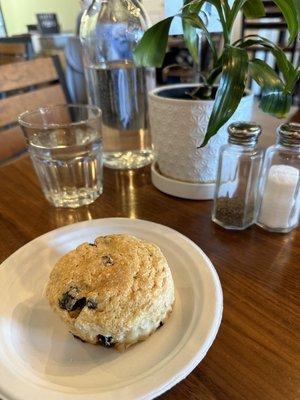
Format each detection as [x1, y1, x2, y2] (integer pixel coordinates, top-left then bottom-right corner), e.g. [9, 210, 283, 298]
[46, 234, 175, 351]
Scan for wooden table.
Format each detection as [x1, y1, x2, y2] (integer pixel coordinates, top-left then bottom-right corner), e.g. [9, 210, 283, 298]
[0, 123, 299, 400]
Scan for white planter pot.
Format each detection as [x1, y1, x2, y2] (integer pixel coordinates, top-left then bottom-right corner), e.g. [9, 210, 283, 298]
[149, 84, 254, 183]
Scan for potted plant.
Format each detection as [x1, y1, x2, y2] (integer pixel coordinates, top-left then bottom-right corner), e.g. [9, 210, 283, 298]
[134, 0, 299, 186]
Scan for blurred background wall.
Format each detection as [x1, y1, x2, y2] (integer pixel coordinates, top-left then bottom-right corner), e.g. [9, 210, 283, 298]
[143, 0, 164, 24]
[0, 0, 80, 35]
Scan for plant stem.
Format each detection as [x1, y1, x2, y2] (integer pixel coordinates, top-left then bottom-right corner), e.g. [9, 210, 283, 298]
[188, 85, 213, 99]
[221, 0, 231, 22]
[207, 65, 222, 85]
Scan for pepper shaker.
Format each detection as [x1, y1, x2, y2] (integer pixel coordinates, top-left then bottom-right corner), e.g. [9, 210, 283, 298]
[256, 123, 300, 233]
[212, 122, 264, 230]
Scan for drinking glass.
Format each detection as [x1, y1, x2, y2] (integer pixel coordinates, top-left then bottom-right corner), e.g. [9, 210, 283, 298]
[19, 104, 103, 208]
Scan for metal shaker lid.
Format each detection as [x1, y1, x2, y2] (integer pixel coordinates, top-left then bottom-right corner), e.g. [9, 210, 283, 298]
[277, 123, 300, 147]
[228, 122, 262, 145]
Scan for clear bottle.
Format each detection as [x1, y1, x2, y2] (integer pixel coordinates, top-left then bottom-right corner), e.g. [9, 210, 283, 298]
[80, 0, 154, 169]
[212, 122, 264, 230]
[256, 123, 300, 233]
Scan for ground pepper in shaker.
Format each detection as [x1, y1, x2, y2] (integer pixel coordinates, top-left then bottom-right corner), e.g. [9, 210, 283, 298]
[212, 122, 264, 230]
[257, 123, 300, 233]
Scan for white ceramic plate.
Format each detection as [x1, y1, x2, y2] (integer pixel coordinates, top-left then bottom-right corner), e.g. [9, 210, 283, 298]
[0, 218, 223, 400]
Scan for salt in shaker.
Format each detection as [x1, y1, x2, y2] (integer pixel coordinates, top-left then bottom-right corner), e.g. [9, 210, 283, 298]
[212, 122, 264, 230]
[256, 123, 300, 233]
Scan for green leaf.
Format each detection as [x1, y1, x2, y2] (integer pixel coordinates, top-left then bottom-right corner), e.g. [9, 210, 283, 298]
[182, 18, 199, 62]
[260, 91, 292, 118]
[286, 66, 300, 93]
[294, 0, 300, 28]
[229, 0, 249, 30]
[249, 59, 284, 90]
[207, 65, 223, 85]
[229, 0, 265, 31]
[240, 0, 298, 44]
[249, 59, 292, 117]
[271, 0, 299, 45]
[197, 0, 230, 43]
[182, 0, 205, 14]
[200, 45, 248, 147]
[236, 35, 295, 88]
[221, 0, 231, 21]
[182, 1, 201, 62]
[243, 0, 266, 19]
[133, 17, 174, 67]
[182, 14, 218, 64]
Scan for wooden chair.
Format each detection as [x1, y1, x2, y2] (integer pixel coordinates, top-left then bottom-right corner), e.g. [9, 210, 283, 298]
[0, 56, 70, 165]
[0, 35, 34, 65]
[242, 1, 299, 101]
[242, 1, 299, 66]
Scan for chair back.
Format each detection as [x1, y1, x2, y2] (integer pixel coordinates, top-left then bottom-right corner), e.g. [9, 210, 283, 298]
[242, 1, 299, 62]
[0, 35, 34, 65]
[0, 56, 70, 164]
[242, 1, 299, 98]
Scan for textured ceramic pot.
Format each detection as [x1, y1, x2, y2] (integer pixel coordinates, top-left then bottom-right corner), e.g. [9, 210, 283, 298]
[149, 84, 254, 183]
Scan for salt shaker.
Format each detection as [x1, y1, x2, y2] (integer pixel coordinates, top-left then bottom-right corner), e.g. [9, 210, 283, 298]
[212, 122, 264, 230]
[256, 123, 300, 233]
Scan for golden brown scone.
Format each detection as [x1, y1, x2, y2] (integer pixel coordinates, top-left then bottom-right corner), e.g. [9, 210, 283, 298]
[46, 234, 175, 351]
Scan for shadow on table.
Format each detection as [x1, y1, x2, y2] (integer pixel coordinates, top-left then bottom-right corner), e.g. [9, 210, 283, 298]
[11, 296, 120, 378]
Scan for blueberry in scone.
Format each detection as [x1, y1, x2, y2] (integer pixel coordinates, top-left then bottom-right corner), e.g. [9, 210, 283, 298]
[46, 234, 175, 351]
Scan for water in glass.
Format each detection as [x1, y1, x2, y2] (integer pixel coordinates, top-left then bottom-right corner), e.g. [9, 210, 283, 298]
[80, 0, 154, 169]
[28, 127, 103, 208]
[86, 60, 153, 169]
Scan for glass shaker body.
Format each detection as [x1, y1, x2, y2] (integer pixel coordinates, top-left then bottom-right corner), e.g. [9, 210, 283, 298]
[256, 124, 300, 232]
[212, 122, 264, 230]
[80, 0, 154, 169]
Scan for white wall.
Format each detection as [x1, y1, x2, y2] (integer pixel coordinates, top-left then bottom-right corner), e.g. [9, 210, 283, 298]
[143, 0, 164, 24]
[1, 0, 80, 36]
[143, 0, 242, 38]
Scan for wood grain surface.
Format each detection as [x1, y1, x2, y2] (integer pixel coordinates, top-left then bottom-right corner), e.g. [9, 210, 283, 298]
[0, 126, 26, 161]
[0, 42, 26, 55]
[0, 115, 299, 400]
[0, 56, 68, 163]
[0, 57, 59, 92]
[0, 84, 66, 127]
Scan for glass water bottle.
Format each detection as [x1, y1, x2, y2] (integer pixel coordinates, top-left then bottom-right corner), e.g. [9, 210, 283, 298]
[80, 0, 154, 169]
[256, 123, 300, 233]
[212, 122, 264, 230]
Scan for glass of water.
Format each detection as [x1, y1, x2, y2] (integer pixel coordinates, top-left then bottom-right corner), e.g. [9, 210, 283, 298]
[18, 105, 103, 208]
